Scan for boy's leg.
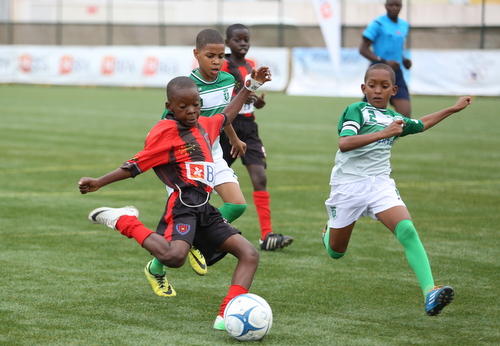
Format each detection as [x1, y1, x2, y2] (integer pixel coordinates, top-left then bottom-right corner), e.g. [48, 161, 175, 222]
[213, 233, 260, 330]
[88, 206, 178, 297]
[215, 182, 247, 223]
[377, 207, 454, 316]
[321, 220, 354, 259]
[246, 164, 293, 250]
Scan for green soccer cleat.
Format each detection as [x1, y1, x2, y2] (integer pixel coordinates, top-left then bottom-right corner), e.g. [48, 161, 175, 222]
[213, 315, 226, 331]
[144, 260, 176, 297]
[189, 246, 207, 276]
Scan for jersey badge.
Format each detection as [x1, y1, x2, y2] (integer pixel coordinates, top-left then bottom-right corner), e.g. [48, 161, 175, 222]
[176, 224, 191, 235]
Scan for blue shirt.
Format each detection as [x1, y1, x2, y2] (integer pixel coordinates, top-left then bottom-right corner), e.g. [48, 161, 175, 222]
[362, 14, 409, 65]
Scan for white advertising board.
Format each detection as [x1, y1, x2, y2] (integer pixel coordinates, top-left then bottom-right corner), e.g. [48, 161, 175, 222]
[0, 45, 289, 92]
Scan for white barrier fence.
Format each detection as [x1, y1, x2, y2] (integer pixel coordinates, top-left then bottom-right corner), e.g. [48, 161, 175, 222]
[1, 46, 499, 97]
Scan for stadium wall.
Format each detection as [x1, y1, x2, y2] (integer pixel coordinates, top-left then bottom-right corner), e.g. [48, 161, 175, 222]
[1, 24, 500, 49]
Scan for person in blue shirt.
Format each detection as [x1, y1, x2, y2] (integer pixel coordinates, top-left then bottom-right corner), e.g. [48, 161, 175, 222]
[359, 0, 412, 117]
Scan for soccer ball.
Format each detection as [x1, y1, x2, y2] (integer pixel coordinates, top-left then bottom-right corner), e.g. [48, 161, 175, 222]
[224, 293, 273, 341]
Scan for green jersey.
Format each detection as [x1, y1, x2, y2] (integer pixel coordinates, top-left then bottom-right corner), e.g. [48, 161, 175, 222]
[162, 69, 235, 159]
[330, 102, 424, 184]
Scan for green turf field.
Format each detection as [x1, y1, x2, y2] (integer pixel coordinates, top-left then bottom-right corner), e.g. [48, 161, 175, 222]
[1, 84, 499, 345]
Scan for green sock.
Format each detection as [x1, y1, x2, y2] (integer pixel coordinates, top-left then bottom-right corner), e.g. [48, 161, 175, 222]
[323, 225, 346, 259]
[395, 219, 435, 298]
[149, 258, 165, 275]
[219, 203, 247, 223]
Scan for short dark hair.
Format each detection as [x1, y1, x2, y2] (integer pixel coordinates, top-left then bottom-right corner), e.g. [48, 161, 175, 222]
[196, 29, 224, 49]
[226, 23, 249, 39]
[166, 76, 197, 102]
[364, 63, 396, 85]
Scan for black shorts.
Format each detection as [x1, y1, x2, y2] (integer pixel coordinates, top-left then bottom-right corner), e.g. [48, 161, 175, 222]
[156, 188, 240, 266]
[220, 114, 267, 168]
[393, 68, 410, 100]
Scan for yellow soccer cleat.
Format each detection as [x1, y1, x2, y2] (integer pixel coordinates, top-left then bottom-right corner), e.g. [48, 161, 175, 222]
[144, 260, 176, 297]
[189, 246, 207, 276]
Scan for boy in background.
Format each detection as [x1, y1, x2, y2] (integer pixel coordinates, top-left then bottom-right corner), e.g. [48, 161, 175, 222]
[221, 23, 293, 251]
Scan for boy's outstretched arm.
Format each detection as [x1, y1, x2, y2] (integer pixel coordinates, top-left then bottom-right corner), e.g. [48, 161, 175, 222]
[78, 168, 132, 194]
[222, 67, 271, 124]
[420, 96, 472, 131]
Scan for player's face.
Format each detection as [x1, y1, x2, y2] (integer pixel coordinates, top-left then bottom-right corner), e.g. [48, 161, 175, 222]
[385, 0, 402, 20]
[361, 69, 397, 109]
[166, 87, 201, 127]
[226, 29, 251, 59]
[194, 43, 225, 82]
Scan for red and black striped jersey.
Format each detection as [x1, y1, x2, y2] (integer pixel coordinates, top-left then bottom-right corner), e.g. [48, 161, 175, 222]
[222, 57, 256, 118]
[121, 113, 227, 193]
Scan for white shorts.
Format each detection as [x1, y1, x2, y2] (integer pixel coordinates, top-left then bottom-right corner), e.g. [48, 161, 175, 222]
[166, 156, 238, 195]
[324, 176, 405, 229]
[213, 156, 239, 187]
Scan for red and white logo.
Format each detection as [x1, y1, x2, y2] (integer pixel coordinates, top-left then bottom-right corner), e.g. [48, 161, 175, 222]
[101, 56, 116, 75]
[185, 162, 215, 188]
[19, 54, 32, 73]
[60, 55, 73, 74]
[143, 56, 159, 76]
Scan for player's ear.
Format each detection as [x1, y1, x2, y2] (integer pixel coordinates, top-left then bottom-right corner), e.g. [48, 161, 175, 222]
[392, 85, 398, 96]
[361, 83, 366, 94]
[193, 48, 199, 60]
[165, 101, 172, 112]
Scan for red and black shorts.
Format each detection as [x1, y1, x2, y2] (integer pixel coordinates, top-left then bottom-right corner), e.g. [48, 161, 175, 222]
[156, 187, 240, 266]
[220, 114, 267, 168]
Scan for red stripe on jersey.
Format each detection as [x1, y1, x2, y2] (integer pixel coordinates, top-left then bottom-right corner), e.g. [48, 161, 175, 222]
[222, 58, 255, 96]
[123, 114, 226, 192]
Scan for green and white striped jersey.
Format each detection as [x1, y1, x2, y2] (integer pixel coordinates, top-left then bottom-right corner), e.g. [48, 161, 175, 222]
[330, 102, 424, 184]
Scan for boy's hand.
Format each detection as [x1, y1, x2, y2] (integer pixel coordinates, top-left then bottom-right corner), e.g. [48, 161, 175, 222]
[382, 120, 405, 138]
[254, 93, 266, 109]
[230, 138, 247, 158]
[251, 67, 272, 84]
[453, 96, 472, 112]
[78, 177, 99, 194]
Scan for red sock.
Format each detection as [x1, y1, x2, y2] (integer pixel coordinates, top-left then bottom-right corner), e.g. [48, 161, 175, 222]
[115, 215, 153, 246]
[218, 285, 248, 317]
[253, 191, 272, 240]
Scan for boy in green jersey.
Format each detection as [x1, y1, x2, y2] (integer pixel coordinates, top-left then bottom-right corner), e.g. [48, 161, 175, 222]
[322, 63, 472, 316]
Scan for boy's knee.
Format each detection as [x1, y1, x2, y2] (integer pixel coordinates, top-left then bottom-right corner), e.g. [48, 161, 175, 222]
[228, 203, 247, 218]
[155, 251, 187, 268]
[395, 219, 419, 244]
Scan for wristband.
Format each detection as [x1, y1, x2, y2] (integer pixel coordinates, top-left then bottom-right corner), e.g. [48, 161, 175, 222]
[376, 56, 387, 64]
[244, 74, 263, 92]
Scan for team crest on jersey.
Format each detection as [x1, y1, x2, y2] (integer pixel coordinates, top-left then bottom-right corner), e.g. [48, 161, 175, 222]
[179, 143, 197, 155]
[176, 224, 191, 235]
[223, 88, 230, 102]
[330, 206, 338, 220]
[185, 161, 215, 188]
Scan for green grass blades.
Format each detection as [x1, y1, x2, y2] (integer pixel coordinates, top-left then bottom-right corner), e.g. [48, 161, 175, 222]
[1, 84, 499, 345]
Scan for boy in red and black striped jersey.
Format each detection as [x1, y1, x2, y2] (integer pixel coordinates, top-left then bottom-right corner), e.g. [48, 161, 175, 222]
[220, 24, 293, 251]
[78, 69, 271, 330]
